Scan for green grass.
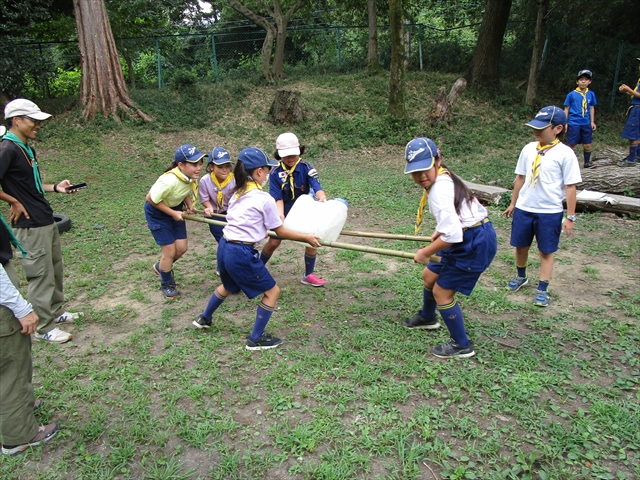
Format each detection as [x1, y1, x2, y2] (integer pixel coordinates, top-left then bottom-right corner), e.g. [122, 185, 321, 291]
[3, 72, 639, 479]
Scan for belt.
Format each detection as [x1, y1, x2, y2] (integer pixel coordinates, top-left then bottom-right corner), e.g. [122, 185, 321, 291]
[463, 217, 489, 231]
[223, 236, 256, 246]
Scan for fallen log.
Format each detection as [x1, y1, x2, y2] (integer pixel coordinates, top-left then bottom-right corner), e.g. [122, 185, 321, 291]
[578, 147, 640, 195]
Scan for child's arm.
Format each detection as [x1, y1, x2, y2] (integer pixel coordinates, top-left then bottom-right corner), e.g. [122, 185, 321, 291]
[619, 84, 640, 99]
[562, 184, 577, 237]
[146, 193, 184, 221]
[590, 105, 596, 131]
[414, 236, 452, 265]
[272, 225, 321, 248]
[502, 174, 526, 218]
[201, 200, 214, 217]
[275, 199, 285, 221]
[314, 189, 328, 202]
[184, 196, 196, 215]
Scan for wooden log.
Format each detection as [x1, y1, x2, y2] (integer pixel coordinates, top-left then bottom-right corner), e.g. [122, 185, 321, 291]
[577, 148, 640, 196]
[269, 89, 303, 125]
[462, 180, 509, 204]
[430, 77, 467, 124]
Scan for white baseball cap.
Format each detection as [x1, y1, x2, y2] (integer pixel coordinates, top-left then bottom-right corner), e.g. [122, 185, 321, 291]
[4, 99, 52, 120]
[276, 132, 300, 157]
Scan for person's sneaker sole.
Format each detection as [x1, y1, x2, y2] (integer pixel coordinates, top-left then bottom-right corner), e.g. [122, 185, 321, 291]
[245, 343, 281, 351]
[33, 332, 72, 343]
[152, 262, 161, 276]
[191, 315, 211, 329]
[1, 422, 60, 456]
[300, 278, 324, 287]
[432, 349, 476, 359]
[402, 318, 441, 330]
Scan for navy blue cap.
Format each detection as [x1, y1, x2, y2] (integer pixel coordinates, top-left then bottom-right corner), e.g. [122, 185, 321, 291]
[577, 69, 592, 79]
[208, 147, 232, 165]
[237, 147, 279, 170]
[404, 137, 440, 174]
[526, 106, 567, 130]
[175, 144, 206, 163]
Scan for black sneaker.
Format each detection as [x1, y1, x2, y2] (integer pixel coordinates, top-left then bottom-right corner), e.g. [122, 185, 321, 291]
[402, 313, 441, 330]
[161, 281, 180, 299]
[246, 333, 282, 350]
[432, 338, 476, 359]
[192, 315, 212, 329]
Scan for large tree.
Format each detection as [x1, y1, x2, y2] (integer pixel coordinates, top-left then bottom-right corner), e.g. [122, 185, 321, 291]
[466, 0, 513, 88]
[73, 0, 150, 121]
[524, 0, 550, 106]
[227, 0, 303, 81]
[388, 0, 404, 118]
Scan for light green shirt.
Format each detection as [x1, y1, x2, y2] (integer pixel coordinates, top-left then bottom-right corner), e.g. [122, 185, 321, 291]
[149, 173, 193, 208]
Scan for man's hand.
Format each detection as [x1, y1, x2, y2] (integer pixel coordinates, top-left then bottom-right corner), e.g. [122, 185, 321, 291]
[9, 201, 29, 223]
[18, 311, 39, 335]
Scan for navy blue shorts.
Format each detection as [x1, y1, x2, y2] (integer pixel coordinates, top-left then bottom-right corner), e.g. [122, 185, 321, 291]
[218, 238, 276, 299]
[566, 124, 593, 145]
[622, 106, 640, 141]
[145, 201, 187, 246]
[510, 208, 563, 254]
[427, 220, 497, 296]
[208, 224, 224, 243]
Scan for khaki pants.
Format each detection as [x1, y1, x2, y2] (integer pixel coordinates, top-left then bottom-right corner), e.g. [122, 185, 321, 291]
[15, 223, 65, 334]
[0, 261, 38, 446]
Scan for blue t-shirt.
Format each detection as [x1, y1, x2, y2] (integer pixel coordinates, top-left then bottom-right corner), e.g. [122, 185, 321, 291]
[268, 160, 323, 216]
[564, 89, 597, 125]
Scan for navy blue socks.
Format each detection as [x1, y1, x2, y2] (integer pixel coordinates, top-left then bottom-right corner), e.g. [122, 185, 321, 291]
[437, 300, 469, 347]
[538, 280, 549, 292]
[421, 287, 437, 319]
[517, 265, 527, 278]
[202, 288, 227, 320]
[304, 253, 316, 276]
[250, 302, 274, 341]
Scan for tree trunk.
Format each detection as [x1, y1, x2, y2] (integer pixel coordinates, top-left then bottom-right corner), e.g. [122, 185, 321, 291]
[272, 0, 303, 79]
[430, 77, 467, 124]
[525, 0, 549, 106]
[269, 89, 302, 124]
[73, 0, 150, 122]
[466, 0, 513, 88]
[388, 0, 405, 118]
[578, 148, 640, 195]
[366, 0, 382, 75]
[122, 46, 136, 89]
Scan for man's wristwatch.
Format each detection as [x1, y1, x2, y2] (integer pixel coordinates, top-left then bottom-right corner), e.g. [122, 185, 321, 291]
[567, 214, 577, 222]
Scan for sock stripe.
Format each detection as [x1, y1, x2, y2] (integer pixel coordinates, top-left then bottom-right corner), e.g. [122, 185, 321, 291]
[258, 302, 274, 312]
[437, 300, 457, 310]
[214, 290, 227, 301]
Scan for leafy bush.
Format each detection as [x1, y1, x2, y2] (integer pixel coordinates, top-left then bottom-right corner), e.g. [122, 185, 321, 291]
[169, 68, 198, 89]
[49, 68, 81, 97]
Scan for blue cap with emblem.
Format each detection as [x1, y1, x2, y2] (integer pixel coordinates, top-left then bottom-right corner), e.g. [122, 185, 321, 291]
[175, 144, 206, 163]
[404, 137, 440, 174]
[237, 147, 279, 170]
[208, 146, 232, 165]
[526, 105, 567, 130]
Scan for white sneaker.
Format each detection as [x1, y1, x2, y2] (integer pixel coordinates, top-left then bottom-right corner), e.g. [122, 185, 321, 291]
[34, 327, 72, 343]
[56, 311, 83, 324]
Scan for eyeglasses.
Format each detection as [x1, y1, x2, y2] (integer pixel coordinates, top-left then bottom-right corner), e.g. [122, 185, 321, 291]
[20, 116, 42, 126]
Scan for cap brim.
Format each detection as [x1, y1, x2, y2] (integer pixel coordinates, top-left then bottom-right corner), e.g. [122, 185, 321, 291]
[266, 158, 279, 167]
[526, 119, 552, 129]
[28, 111, 52, 120]
[277, 147, 300, 157]
[404, 158, 435, 174]
[211, 159, 232, 165]
[183, 154, 206, 163]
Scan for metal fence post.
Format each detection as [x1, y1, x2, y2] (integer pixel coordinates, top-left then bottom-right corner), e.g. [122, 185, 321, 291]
[418, 25, 424, 72]
[610, 42, 624, 112]
[156, 38, 163, 88]
[211, 35, 219, 83]
[336, 27, 341, 70]
[540, 32, 549, 69]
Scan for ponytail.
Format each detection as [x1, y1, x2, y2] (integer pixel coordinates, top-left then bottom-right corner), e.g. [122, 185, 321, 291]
[232, 161, 260, 195]
[164, 161, 179, 173]
[441, 163, 476, 215]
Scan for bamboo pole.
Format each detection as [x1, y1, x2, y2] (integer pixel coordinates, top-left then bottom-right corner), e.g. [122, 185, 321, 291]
[192, 210, 432, 243]
[182, 214, 440, 262]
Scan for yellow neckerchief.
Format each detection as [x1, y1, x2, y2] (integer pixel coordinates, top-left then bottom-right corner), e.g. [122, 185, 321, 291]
[574, 87, 589, 117]
[280, 158, 301, 200]
[235, 180, 262, 200]
[211, 172, 234, 209]
[530, 139, 559, 187]
[415, 167, 449, 235]
[635, 78, 640, 93]
[167, 167, 198, 203]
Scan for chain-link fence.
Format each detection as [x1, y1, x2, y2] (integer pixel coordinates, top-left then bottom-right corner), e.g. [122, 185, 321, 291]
[3, 21, 638, 112]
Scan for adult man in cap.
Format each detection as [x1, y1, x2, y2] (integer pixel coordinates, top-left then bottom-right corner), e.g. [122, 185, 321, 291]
[0, 99, 82, 343]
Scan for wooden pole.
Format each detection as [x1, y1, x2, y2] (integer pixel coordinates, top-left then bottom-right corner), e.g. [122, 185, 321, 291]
[182, 214, 440, 262]
[192, 210, 432, 243]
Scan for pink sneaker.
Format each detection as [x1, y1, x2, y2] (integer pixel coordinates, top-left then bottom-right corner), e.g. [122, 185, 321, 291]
[301, 273, 325, 287]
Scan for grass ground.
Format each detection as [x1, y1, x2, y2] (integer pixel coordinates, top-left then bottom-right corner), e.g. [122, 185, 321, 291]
[1, 72, 639, 479]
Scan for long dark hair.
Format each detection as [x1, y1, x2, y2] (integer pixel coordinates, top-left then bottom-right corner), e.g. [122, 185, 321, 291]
[233, 161, 261, 195]
[274, 145, 306, 160]
[440, 162, 476, 215]
[163, 161, 180, 173]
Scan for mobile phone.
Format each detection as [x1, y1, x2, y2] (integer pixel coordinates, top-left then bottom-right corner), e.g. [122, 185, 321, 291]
[65, 182, 88, 192]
